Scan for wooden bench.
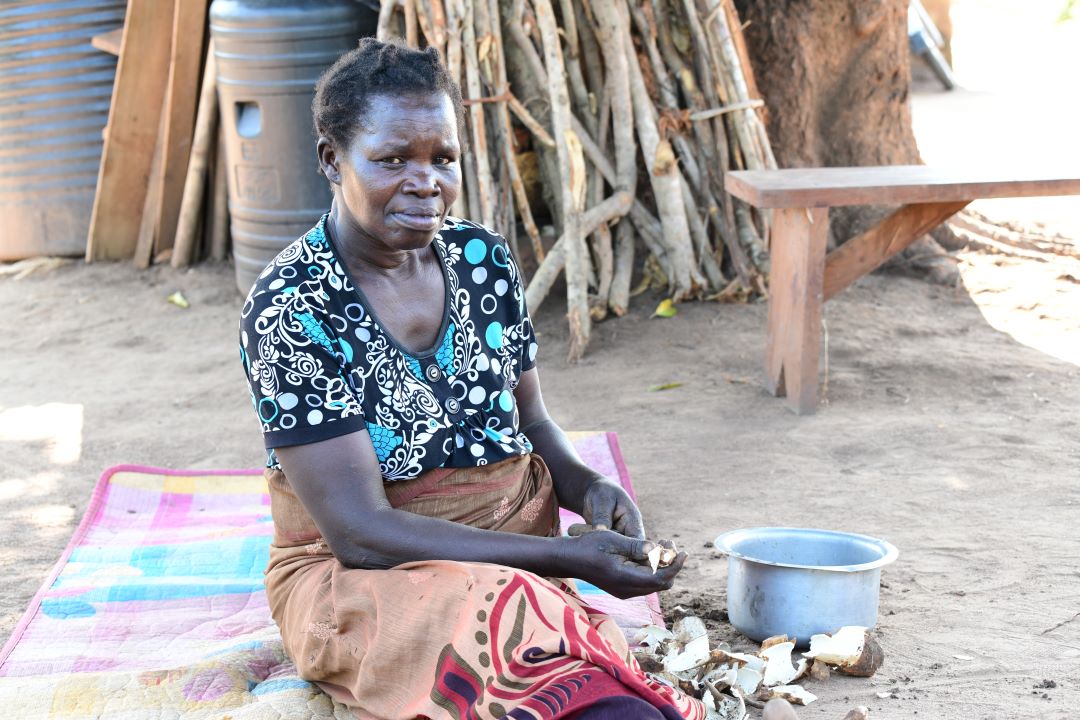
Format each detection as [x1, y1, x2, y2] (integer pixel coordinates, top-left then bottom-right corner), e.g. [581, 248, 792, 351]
[725, 166, 1080, 414]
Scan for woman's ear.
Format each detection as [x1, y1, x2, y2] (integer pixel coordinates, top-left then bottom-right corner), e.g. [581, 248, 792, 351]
[317, 137, 342, 186]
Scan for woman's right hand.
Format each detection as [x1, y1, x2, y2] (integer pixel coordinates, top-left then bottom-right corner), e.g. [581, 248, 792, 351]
[557, 529, 686, 599]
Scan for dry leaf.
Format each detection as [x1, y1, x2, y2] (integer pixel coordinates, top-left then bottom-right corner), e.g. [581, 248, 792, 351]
[647, 382, 684, 392]
[167, 291, 190, 309]
[652, 298, 677, 318]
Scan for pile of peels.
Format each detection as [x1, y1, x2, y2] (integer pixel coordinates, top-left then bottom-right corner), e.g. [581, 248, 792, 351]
[632, 618, 883, 720]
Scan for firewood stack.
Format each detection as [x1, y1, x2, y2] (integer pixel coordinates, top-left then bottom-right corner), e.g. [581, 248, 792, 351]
[85, 0, 228, 270]
[378, 0, 776, 359]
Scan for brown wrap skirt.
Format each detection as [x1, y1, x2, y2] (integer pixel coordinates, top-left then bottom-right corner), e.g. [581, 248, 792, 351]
[263, 454, 704, 720]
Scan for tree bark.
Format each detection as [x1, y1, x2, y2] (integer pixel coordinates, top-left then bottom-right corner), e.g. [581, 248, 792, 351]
[735, 0, 922, 243]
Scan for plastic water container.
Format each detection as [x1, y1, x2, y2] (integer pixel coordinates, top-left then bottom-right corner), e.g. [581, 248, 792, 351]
[209, 0, 369, 294]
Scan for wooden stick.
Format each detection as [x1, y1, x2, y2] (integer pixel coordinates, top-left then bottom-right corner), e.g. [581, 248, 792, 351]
[172, 42, 218, 269]
[462, 0, 496, 227]
[507, 0, 550, 86]
[444, 0, 469, 218]
[622, 5, 700, 299]
[689, 98, 765, 121]
[210, 124, 229, 262]
[525, 191, 633, 312]
[404, 0, 419, 46]
[134, 97, 168, 269]
[507, 93, 555, 147]
[376, 0, 398, 40]
[608, 217, 634, 316]
[489, 0, 544, 263]
[591, 0, 635, 193]
[681, 175, 726, 288]
[155, 0, 210, 254]
[534, 0, 589, 358]
[430, 0, 448, 53]
[557, 0, 594, 136]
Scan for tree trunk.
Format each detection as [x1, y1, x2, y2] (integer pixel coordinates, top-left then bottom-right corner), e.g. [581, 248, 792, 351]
[734, 0, 921, 243]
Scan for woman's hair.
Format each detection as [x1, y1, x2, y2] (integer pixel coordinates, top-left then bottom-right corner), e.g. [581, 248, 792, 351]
[312, 37, 466, 151]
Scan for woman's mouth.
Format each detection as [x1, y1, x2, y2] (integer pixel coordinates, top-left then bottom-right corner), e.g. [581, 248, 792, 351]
[391, 210, 441, 231]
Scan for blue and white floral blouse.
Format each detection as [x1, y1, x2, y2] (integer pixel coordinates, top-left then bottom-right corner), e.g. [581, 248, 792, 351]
[239, 215, 539, 481]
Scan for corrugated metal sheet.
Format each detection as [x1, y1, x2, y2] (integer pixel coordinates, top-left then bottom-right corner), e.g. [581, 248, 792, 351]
[0, 0, 126, 260]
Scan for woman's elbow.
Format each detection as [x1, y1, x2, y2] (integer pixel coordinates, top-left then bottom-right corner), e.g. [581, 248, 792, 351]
[322, 507, 401, 570]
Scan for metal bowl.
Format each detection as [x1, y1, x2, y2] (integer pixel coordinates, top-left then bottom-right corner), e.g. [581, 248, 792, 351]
[713, 527, 898, 645]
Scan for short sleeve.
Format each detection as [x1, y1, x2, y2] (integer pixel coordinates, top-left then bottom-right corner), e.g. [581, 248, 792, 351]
[504, 241, 538, 373]
[239, 289, 366, 449]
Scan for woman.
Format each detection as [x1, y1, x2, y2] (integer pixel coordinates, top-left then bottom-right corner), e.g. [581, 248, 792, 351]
[239, 38, 701, 720]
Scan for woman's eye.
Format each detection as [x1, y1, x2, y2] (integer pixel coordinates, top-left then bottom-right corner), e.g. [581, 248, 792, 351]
[381, 157, 404, 165]
[435, 156, 455, 166]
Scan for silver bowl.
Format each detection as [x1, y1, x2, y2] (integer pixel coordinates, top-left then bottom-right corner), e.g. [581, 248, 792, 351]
[713, 527, 898, 645]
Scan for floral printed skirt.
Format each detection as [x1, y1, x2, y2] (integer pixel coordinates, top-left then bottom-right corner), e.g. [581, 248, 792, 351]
[262, 454, 704, 720]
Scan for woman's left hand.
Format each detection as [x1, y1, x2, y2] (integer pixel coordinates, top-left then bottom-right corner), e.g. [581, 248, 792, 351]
[580, 479, 646, 540]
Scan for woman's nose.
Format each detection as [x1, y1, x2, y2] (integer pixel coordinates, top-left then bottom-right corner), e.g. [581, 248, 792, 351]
[403, 165, 439, 196]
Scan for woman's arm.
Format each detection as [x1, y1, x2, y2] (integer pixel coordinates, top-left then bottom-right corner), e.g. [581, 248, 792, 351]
[514, 368, 647, 540]
[275, 430, 681, 598]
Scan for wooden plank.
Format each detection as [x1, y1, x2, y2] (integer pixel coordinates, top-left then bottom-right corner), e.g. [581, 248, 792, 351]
[91, 27, 123, 56]
[86, 0, 176, 261]
[823, 200, 969, 300]
[133, 98, 168, 269]
[172, 42, 218, 268]
[765, 207, 829, 415]
[155, 0, 210, 255]
[726, 166, 1080, 209]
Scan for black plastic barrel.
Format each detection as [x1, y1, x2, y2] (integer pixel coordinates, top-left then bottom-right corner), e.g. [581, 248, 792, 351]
[210, 0, 366, 294]
[0, 0, 125, 260]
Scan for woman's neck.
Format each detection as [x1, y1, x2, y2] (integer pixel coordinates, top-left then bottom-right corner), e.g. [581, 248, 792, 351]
[329, 202, 418, 276]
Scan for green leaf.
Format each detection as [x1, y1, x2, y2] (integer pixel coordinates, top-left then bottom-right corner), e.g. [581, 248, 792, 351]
[647, 382, 684, 392]
[652, 298, 677, 318]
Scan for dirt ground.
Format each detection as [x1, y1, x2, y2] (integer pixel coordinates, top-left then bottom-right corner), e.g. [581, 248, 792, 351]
[3, 229, 1079, 719]
[4, 5, 1080, 719]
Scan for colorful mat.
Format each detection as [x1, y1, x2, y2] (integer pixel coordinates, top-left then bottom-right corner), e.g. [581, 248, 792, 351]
[0, 431, 661, 718]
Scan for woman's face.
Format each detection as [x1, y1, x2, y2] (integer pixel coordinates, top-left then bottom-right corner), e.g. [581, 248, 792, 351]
[323, 92, 462, 252]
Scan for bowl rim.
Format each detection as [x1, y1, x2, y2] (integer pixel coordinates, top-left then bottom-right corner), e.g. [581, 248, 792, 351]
[713, 526, 899, 573]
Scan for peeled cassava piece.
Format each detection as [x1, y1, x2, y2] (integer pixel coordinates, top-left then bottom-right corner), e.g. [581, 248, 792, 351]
[759, 642, 808, 687]
[767, 685, 818, 706]
[803, 626, 884, 678]
[647, 544, 678, 573]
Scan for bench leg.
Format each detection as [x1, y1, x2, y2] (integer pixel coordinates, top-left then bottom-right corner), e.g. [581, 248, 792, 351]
[823, 200, 970, 300]
[765, 207, 829, 414]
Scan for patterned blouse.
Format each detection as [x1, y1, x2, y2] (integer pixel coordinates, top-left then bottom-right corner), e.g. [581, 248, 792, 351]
[239, 215, 539, 480]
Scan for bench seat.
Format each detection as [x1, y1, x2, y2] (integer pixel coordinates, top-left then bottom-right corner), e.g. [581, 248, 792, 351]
[725, 165, 1080, 414]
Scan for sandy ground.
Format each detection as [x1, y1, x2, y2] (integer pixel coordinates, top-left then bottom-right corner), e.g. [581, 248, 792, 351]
[3, 237, 1079, 719]
[3, 5, 1080, 719]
